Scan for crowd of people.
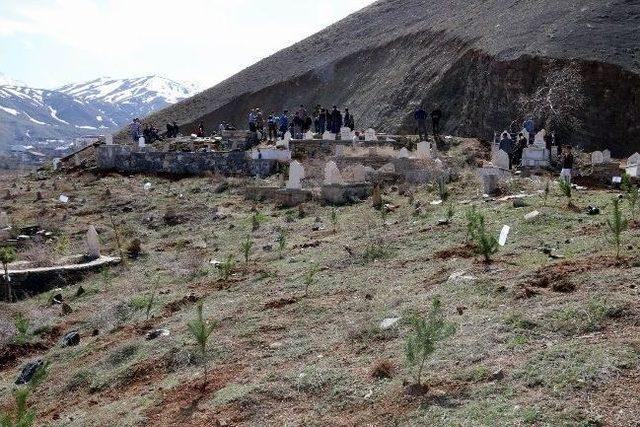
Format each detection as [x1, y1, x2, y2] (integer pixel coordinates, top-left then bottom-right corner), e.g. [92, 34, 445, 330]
[246, 105, 356, 142]
[129, 118, 164, 144]
[496, 117, 574, 182]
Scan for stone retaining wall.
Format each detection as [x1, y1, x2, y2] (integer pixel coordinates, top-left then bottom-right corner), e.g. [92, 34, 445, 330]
[96, 145, 279, 177]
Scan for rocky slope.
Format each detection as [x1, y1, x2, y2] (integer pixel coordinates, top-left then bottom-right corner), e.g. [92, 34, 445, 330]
[0, 76, 199, 149]
[136, 0, 640, 155]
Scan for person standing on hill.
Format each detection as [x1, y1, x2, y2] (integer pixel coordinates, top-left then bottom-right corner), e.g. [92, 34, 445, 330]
[130, 118, 141, 143]
[330, 106, 342, 134]
[267, 113, 277, 142]
[414, 107, 428, 141]
[523, 117, 535, 142]
[344, 108, 354, 131]
[318, 108, 327, 134]
[560, 145, 574, 183]
[431, 107, 442, 137]
[256, 109, 265, 140]
[499, 132, 515, 169]
[196, 122, 205, 137]
[279, 110, 289, 138]
[248, 109, 257, 132]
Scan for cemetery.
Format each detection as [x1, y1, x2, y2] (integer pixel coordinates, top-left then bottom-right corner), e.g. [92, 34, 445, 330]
[1, 125, 640, 426]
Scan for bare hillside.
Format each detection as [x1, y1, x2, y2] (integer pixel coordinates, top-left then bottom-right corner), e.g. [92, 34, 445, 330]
[124, 0, 640, 154]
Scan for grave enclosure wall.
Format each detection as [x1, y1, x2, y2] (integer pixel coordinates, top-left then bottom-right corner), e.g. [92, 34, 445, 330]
[96, 145, 279, 177]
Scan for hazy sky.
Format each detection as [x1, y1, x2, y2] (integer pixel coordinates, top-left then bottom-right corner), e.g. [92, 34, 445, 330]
[0, 0, 375, 89]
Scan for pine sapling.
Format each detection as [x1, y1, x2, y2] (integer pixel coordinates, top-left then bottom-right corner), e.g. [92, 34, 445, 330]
[445, 204, 455, 224]
[218, 254, 235, 281]
[276, 230, 287, 260]
[330, 208, 338, 234]
[437, 176, 449, 201]
[625, 185, 639, 221]
[240, 235, 254, 263]
[466, 208, 498, 262]
[13, 313, 30, 345]
[543, 180, 550, 206]
[607, 197, 628, 259]
[303, 264, 319, 297]
[405, 298, 456, 387]
[187, 302, 217, 391]
[0, 246, 16, 302]
[558, 179, 572, 206]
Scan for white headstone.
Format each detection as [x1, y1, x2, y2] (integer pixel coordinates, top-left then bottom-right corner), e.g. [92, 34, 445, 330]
[138, 137, 146, 148]
[86, 225, 101, 259]
[378, 163, 396, 173]
[524, 211, 540, 221]
[498, 225, 510, 246]
[335, 145, 345, 157]
[0, 211, 9, 229]
[105, 134, 114, 145]
[324, 161, 344, 185]
[602, 149, 612, 163]
[591, 151, 604, 165]
[626, 165, 639, 178]
[627, 152, 640, 166]
[286, 160, 305, 190]
[533, 130, 546, 147]
[492, 149, 510, 170]
[397, 147, 410, 159]
[322, 131, 335, 141]
[143, 182, 152, 191]
[520, 128, 530, 144]
[59, 194, 69, 203]
[283, 131, 292, 143]
[303, 130, 314, 140]
[351, 165, 367, 183]
[52, 158, 61, 171]
[340, 127, 352, 141]
[364, 128, 377, 142]
[416, 141, 431, 159]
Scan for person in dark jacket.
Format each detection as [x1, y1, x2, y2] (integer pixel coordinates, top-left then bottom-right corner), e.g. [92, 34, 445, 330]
[499, 132, 515, 169]
[431, 108, 442, 137]
[414, 107, 428, 141]
[196, 122, 205, 137]
[344, 108, 354, 131]
[267, 113, 277, 142]
[513, 133, 527, 167]
[330, 106, 342, 134]
[130, 118, 142, 142]
[560, 145, 574, 183]
[318, 108, 327, 134]
[293, 112, 304, 139]
[279, 110, 289, 138]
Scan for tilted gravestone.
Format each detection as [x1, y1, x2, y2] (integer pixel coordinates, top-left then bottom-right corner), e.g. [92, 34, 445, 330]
[492, 149, 510, 170]
[324, 161, 345, 185]
[86, 226, 101, 260]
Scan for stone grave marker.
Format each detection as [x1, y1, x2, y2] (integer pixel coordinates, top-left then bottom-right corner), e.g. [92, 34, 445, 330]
[86, 226, 101, 259]
[322, 131, 335, 141]
[340, 127, 352, 141]
[591, 151, 604, 165]
[138, 137, 146, 148]
[602, 149, 612, 163]
[335, 145, 345, 157]
[498, 225, 511, 246]
[533, 130, 546, 147]
[52, 158, 61, 171]
[352, 165, 367, 183]
[364, 128, 377, 141]
[303, 130, 314, 140]
[628, 152, 640, 166]
[492, 149, 510, 170]
[397, 147, 410, 159]
[324, 161, 344, 185]
[0, 211, 9, 229]
[286, 160, 305, 190]
[416, 141, 431, 159]
[105, 134, 113, 145]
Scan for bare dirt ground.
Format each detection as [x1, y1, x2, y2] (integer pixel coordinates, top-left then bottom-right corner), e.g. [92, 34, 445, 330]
[1, 141, 639, 426]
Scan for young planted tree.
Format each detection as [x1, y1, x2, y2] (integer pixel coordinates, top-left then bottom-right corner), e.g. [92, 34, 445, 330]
[240, 235, 254, 263]
[276, 230, 287, 260]
[624, 184, 639, 221]
[405, 298, 456, 387]
[557, 179, 572, 206]
[303, 264, 319, 297]
[607, 197, 628, 259]
[218, 255, 235, 281]
[330, 208, 338, 234]
[445, 204, 455, 224]
[436, 176, 449, 201]
[13, 313, 30, 345]
[543, 180, 550, 206]
[0, 246, 16, 302]
[466, 208, 498, 262]
[187, 302, 217, 391]
[0, 361, 48, 427]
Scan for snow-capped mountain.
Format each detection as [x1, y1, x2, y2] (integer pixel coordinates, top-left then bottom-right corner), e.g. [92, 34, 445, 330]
[0, 74, 200, 150]
[57, 76, 200, 116]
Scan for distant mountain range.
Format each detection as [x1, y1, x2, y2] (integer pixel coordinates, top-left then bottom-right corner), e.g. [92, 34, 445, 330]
[0, 74, 200, 150]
